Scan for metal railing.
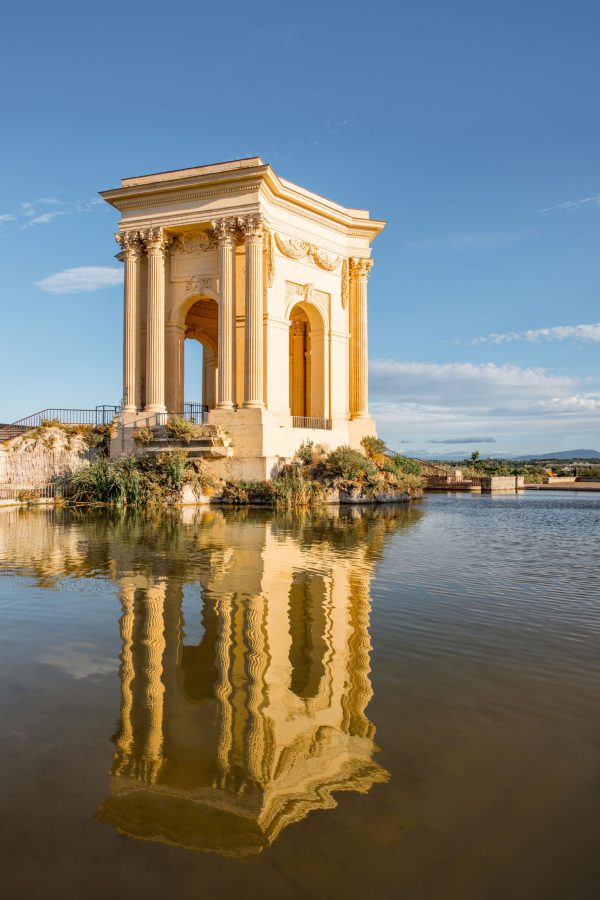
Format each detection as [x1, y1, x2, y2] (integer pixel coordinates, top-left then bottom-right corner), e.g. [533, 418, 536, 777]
[183, 402, 209, 423]
[0, 482, 57, 502]
[383, 447, 447, 477]
[292, 416, 333, 430]
[0, 406, 120, 442]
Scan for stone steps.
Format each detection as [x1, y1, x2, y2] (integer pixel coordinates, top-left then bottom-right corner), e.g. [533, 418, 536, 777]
[143, 438, 232, 459]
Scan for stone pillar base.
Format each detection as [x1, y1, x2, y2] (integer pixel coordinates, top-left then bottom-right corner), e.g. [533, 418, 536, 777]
[347, 416, 378, 448]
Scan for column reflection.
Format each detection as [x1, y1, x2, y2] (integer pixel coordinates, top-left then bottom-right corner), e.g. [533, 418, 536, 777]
[95, 506, 419, 856]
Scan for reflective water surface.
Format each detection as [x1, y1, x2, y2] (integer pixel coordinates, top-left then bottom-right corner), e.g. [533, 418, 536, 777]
[0, 494, 599, 899]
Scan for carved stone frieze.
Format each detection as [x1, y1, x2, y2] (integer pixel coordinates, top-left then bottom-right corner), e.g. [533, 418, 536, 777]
[274, 233, 341, 271]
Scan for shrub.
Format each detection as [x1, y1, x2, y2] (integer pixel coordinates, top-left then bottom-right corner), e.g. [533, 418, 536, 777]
[221, 480, 274, 505]
[323, 446, 378, 483]
[390, 455, 421, 476]
[165, 416, 201, 443]
[295, 440, 315, 465]
[272, 468, 326, 508]
[360, 435, 387, 458]
[133, 427, 153, 447]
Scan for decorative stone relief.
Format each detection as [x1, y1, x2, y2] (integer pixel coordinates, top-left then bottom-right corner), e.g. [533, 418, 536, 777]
[239, 213, 265, 240]
[285, 281, 329, 306]
[185, 275, 216, 295]
[349, 257, 374, 279]
[115, 229, 142, 257]
[275, 233, 341, 271]
[290, 320, 308, 337]
[341, 258, 349, 309]
[210, 217, 237, 244]
[171, 230, 215, 254]
[139, 226, 172, 254]
[264, 228, 275, 287]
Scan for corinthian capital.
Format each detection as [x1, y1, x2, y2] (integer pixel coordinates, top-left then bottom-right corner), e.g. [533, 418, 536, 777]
[349, 257, 374, 279]
[140, 226, 172, 255]
[238, 214, 265, 241]
[115, 229, 142, 257]
[210, 217, 237, 244]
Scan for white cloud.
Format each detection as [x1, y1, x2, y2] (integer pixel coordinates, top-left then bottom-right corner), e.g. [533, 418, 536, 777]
[370, 359, 576, 406]
[369, 359, 600, 450]
[541, 194, 600, 212]
[35, 266, 123, 294]
[406, 229, 536, 251]
[0, 196, 104, 230]
[471, 323, 600, 345]
[537, 396, 600, 413]
[30, 210, 67, 225]
[428, 436, 496, 444]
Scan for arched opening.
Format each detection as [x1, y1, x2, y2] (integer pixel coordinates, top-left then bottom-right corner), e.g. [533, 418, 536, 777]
[184, 298, 218, 411]
[288, 300, 326, 419]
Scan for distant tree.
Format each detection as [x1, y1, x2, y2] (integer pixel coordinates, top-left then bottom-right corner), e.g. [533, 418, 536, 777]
[470, 450, 480, 464]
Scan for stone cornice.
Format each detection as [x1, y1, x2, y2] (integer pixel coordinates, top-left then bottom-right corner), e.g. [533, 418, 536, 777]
[100, 160, 385, 242]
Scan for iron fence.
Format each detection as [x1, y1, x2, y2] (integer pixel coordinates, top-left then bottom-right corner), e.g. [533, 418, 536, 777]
[292, 416, 333, 430]
[0, 482, 57, 502]
[0, 406, 120, 442]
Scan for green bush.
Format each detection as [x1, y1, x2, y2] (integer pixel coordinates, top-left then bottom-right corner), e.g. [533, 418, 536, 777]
[221, 480, 274, 505]
[272, 468, 326, 508]
[294, 440, 315, 465]
[165, 416, 202, 443]
[390, 455, 421, 476]
[324, 445, 378, 482]
[360, 435, 386, 458]
[68, 456, 143, 506]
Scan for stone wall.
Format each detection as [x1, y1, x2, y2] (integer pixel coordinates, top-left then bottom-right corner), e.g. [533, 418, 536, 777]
[0, 427, 94, 486]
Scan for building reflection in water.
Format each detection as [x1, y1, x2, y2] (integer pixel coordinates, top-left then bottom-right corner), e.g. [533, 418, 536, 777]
[0, 503, 421, 856]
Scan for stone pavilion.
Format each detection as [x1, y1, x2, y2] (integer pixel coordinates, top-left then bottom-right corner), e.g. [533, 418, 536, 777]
[102, 158, 385, 479]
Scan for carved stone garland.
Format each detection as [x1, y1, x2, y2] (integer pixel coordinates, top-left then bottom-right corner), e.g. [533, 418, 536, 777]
[264, 228, 275, 288]
[274, 233, 341, 272]
[341, 258, 349, 309]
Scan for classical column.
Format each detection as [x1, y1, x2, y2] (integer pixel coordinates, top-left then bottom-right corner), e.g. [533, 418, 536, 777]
[113, 583, 135, 772]
[142, 227, 171, 414]
[165, 322, 184, 413]
[140, 581, 166, 783]
[241, 215, 265, 408]
[349, 258, 373, 419]
[243, 595, 267, 784]
[214, 595, 234, 787]
[343, 572, 375, 739]
[115, 230, 142, 413]
[212, 217, 236, 409]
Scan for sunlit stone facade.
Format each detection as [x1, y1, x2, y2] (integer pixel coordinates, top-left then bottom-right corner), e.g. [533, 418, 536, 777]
[102, 158, 385, 479]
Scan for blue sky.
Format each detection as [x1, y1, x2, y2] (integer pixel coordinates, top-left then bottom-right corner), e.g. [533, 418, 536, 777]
[1, 0, 598, 455]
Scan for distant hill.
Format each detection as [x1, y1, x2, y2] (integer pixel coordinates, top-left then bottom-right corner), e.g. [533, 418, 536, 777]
[512, 449, 600, 461]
